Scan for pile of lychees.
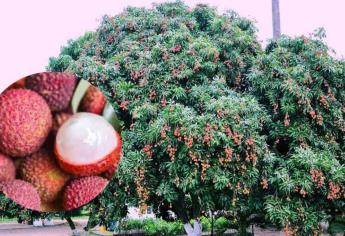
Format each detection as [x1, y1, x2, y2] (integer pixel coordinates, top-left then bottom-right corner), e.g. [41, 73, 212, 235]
[0, 72, 122, 212]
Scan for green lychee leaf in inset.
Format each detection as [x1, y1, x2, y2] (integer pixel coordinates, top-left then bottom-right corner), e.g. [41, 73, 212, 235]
[102, 102, 122, 133]
[71, 79, 90, 114]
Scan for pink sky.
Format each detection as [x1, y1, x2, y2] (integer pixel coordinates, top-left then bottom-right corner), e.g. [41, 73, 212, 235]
[0, 0, 344, 91]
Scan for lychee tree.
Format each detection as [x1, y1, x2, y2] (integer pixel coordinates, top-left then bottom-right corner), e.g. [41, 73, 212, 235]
[45, 1, 345, 235]
[48, 2, 270, 235]
[247, 32, 345, 234]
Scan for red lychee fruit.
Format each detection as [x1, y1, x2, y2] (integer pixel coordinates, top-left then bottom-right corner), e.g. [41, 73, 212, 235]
[26, 72, 77, 112]
[0, 89, 52, 157]
[62, 176, 108, 211]
[0, 153, 16, 182]
[19, 149, 70, 203]
[102, 158, 121, 180]
[79, 86, 107, 115]
[51, 112, 73, 135]
[1, 179, 41, 211]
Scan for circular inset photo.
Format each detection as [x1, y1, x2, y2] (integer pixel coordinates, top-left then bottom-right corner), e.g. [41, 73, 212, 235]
[0, 72, 122, 212]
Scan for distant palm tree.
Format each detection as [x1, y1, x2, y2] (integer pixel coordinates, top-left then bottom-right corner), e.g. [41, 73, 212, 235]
[272, 0, 281, 38]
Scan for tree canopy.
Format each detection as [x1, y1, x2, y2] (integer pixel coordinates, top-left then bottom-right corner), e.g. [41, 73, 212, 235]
[48, 1, 345, 235]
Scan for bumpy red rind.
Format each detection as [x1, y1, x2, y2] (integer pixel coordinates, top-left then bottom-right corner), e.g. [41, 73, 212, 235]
[19, 149, 70, 203]
[0, 89, 52, 157]
[62, 176, 108, 211]
[1, 179, 41, 211]
[0, 153, 16, 182]
[51, 112, 73, 135]
[79, 86, 107, 115]
[102, 155, 121, 180]
[26, 72, 77, 112]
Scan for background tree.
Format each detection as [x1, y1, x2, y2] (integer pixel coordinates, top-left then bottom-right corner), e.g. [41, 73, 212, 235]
[248, 31, 345, 234]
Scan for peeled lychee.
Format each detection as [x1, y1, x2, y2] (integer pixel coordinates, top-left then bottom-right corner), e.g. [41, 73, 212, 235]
[1, 179, 41, 211]
[55, 112, 122, 176]
[26, 72, 77, 112]
[0, 89, 52, 157]
[0, 153, 16, 182]
[79, 86, 106, 115]
[62, 176, 108, 211]
[19, 149, 70, 203]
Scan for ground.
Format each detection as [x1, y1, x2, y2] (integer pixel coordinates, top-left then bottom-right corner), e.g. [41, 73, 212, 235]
[0, 219, 90, 236]
[0, 220, 289, 236]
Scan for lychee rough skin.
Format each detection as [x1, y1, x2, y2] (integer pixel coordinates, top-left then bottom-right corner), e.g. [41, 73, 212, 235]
[0, 89, 52, 157]
[79, 86, 107, 115]
[0, 153, 16, 182]
[51, 112, 73, 135]
[62, 176, 108, 211]
[26, 72, 77, 112]
[102, 157, 121, 180]
[55, 113, 122, 177]
[19, 149, 70, 203]
[1, 179, 41, 211]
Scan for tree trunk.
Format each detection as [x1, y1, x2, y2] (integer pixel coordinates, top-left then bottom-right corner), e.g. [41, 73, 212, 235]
[66, 217, 76, 230]
[184, 219, 203, 236]
[237, 224, 248, 236]
[211, 211, 214, 236]
[173, 192, 202, 236]
[237, 214, 250, 236]
[66, 217, 82, 236]
[272, 0, 281, 38]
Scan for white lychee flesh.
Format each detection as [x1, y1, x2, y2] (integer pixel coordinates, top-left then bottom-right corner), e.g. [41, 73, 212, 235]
[56, 112, 117, 165]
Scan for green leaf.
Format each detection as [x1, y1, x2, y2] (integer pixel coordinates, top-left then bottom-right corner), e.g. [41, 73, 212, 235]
[71, 79, 90, 113]
[328, 221, 345, 234]
[102, 102, 122, 132]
